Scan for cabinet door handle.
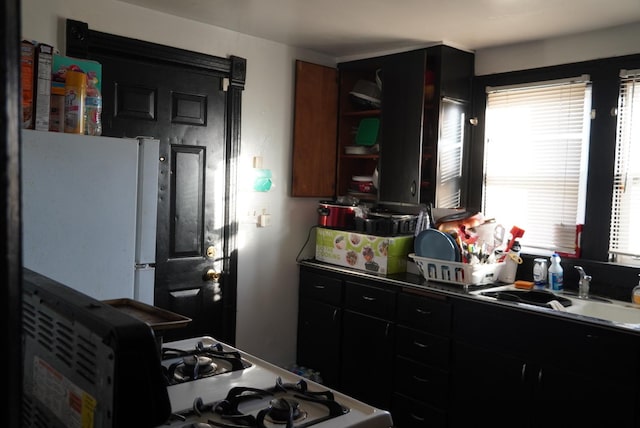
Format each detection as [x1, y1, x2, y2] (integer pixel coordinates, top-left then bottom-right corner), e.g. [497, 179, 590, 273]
[521, 363, 527, 382]
[537, 368, 543, 384]
[410, 413, 426, 422]
[413, 340, 428, 349]
[415, 308, 431, 316]
[332, 309, 338, 321]
[313, 284, 326, 289]
[412, 375, 429, 383]
[362, 295, 376, 302]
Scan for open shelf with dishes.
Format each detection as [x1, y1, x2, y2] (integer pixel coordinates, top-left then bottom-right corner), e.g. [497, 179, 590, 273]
[336, 65, 382, 201]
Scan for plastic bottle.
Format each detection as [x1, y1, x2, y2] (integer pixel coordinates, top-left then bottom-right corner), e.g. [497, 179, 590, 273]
[84, 71, 102, 136]
[632, 274, 640, 304]
[533, 258, 548, 289]
[548, 253, 564, 291]
[499, 240, 521, 284]
[64, 70, 87, 134]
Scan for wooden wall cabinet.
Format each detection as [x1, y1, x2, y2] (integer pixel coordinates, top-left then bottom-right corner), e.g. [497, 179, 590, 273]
[292, 45, 474, 208]
[291, 60, 338, 197]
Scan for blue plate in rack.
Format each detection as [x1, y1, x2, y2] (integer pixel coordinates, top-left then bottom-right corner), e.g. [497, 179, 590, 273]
[414, 229, 460, 262]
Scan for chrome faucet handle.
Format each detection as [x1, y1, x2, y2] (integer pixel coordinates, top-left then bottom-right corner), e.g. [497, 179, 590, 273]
[575, 266, 591, 298]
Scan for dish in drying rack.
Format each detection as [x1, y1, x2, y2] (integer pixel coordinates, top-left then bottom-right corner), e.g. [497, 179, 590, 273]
[414, 228, 461, 262]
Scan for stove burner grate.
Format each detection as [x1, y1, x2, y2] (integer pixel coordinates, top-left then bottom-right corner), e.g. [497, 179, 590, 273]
[184, 378, 349, 428]
[162, 340, 251, 385]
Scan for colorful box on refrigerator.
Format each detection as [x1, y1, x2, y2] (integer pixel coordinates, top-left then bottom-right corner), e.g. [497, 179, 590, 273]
[21, 40, 35, 129]
[33, 43, 54, 131]
[51, 54, 102, 96]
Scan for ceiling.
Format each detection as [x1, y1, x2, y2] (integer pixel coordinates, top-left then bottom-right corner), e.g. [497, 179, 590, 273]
[119, 0, 640, 58]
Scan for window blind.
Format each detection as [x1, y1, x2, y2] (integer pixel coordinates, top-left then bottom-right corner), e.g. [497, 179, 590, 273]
[609, 70, 640, 265]
[483, 76, 591, 255]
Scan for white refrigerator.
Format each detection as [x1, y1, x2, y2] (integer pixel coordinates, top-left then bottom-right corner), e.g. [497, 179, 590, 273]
[21, 129, 160, 304]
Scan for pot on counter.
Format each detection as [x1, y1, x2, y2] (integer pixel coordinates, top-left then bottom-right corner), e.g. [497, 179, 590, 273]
[355, 212, 417, 236]
[317, 200, 358, 230]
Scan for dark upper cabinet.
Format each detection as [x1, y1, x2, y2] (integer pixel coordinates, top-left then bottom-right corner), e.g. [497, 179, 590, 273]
[378, 49, 426, 205]
[291, 45, 474, 206]
[379, 45, 474, 207]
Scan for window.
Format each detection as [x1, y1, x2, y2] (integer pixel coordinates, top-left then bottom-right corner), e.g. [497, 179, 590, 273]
[482, 76, 592, 257]
[609, 69, 640, 266]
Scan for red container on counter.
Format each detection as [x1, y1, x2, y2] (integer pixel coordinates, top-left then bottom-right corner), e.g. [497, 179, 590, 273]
[317, 200, 357, 230]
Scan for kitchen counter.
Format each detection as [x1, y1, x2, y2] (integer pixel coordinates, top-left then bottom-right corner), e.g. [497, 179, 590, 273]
[298, 258, 640, 335]
[297, 259, 640, 427]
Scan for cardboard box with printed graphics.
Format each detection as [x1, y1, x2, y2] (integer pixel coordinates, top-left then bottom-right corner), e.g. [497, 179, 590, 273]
[315, 227, 414, 274]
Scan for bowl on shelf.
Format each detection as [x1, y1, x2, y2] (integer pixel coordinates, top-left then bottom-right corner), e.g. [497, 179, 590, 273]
[349, 80, 381, 109]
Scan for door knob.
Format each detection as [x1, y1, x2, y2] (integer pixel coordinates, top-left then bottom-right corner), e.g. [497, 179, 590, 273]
[204, 268, 220, 282]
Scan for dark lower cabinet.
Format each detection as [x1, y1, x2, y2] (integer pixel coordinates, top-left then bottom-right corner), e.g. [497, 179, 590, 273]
[297, 265, 640, 428]
[341, 310, 395, 409]
[391, 394, 446, 428]
[297, 297, 341, 388]
[341, 281, 396, 410]
[450, 299, 640, 428]
[392, 291, 452, 428]
[296, 267, 343, 388]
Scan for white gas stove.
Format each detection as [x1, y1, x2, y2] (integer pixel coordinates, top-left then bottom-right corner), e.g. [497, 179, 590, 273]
[158, 336, 393, 428]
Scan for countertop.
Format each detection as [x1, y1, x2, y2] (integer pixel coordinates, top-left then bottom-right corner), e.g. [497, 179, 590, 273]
[298, 258, 640, 336]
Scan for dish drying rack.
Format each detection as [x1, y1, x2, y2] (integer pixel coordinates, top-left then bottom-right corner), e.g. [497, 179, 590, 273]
[409, 253, 503, 286]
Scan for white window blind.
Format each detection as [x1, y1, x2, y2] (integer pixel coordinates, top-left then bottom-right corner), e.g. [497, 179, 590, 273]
[483, 76, 592, 256]
[609, 70, 640, 265]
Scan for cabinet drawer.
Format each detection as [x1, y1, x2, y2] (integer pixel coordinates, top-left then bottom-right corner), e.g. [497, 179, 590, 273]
[344, 281, 396, 319]
[397, 292, 451, 335]
[396, 326, 450, 369]
[391, 394, 446, 428]
[300, 269, 342, 305]
[394, 356, 449, 408]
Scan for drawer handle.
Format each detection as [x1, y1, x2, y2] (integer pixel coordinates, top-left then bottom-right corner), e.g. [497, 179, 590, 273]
[362, 295, 376, 302]
[521, 363, 526, 382]
[313, 285, 326, 289]
[412, 375, 429, 383]
[410, 413, 426, 422]
[416, 308, 431, 316]
[413, 341, 428, 349]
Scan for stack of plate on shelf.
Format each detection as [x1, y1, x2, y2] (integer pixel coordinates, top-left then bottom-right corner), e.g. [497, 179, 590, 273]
[344, 144, 379, 155]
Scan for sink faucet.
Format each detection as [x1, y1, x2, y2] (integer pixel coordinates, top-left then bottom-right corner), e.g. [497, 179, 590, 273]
[575, 266, 592, 299]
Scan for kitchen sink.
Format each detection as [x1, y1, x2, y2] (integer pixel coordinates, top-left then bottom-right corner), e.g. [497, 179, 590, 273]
[563, 298, 640, 325]
[478, 288, 572, 308]
[471, 284, 640, 327]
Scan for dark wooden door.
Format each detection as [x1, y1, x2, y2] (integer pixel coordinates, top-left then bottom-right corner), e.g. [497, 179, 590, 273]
[66, 20, 245, 344]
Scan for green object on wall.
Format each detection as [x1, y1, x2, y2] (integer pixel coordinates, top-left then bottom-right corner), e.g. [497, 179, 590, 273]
[253, 169, 272, 192]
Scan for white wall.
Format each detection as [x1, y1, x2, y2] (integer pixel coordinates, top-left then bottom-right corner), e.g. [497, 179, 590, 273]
[475, 22, 640, 75]
[21, 0, 333, 367]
